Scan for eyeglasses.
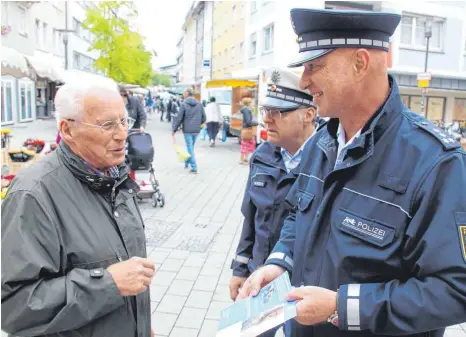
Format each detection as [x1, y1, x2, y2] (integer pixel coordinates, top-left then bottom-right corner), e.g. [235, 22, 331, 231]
[68, 117, 134, 133]
[260, 107, 299, 119]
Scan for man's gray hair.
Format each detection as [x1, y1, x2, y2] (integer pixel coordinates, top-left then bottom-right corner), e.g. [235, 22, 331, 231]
[184, 88, 194, 96]
[54, 80, 119, 128]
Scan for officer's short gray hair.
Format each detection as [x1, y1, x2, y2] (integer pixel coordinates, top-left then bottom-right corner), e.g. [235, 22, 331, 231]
[54, 80, 120, 128]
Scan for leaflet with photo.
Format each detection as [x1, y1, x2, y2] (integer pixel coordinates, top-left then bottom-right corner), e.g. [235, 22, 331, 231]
[217, 272, 297, 337]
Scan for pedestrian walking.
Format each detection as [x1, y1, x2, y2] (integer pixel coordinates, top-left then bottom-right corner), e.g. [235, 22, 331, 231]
[239, 97, 257, 164]
[172, 88, 206, 174]
[238, 8, 466, 337]
[2, 81, 155, 337]
[119, 85, 146, 132]
[231, 67, 318, 337]
[205, 96, 223, 147]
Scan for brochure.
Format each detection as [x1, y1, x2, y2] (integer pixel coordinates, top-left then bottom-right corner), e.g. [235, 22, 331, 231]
[217, 272, 296, 337]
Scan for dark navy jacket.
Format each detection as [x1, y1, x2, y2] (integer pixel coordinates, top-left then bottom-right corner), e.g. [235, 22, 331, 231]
[265, 76, 466, 337]
[232, 142, 299, 277]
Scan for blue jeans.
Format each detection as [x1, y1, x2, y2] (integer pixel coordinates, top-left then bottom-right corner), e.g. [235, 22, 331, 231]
[184, 133, 198, 170]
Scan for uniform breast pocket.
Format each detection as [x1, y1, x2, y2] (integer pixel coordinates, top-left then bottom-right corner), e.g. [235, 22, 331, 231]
[331, 208, 401, 281]
[335, 208, 396, 248]
[297, 190, 315, 213]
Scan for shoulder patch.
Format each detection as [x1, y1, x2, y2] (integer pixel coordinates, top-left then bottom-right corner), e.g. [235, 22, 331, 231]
[414, 120, 461, 151]
[455, 212, 466, 264]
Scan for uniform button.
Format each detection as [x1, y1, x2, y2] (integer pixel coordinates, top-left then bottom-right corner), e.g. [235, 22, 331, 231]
[316, 211, 321, 218]
[114, 211, 119, 218]
[129, 189, 133, 193]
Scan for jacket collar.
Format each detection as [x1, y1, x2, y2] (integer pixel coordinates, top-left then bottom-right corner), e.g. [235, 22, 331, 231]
[254, 143, 287, 172]
[318, 75, 403, 158]
[57, 142, 137, 193]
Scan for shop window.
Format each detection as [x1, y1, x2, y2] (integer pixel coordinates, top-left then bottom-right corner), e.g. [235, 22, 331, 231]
[18, 81, 34, 121]
[409, 95, 423, 115]
[453, 98, 466, 121]
[1, 79, 14, 124]
[426, 97, 444, 121]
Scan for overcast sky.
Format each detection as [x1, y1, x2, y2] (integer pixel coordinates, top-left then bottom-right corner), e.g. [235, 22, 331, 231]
[134, 0, 194, 68]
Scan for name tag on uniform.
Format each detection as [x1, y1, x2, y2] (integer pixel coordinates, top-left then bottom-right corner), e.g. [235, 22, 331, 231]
[335, 209, 395, 248]
[253, 180, 266, 188]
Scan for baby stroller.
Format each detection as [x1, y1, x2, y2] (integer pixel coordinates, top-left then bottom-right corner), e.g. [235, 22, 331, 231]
[126, 127, 165, 208]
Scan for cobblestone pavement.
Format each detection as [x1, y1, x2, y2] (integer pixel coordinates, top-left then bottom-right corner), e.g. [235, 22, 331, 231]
[2, 115, 465, 337]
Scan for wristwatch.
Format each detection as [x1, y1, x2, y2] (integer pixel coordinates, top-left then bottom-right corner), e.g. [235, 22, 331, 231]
[327, 290, 339, 327]
[327, 311, 339, 327]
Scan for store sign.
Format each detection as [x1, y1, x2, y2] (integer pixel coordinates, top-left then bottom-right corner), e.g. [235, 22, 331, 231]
[417, 73, 431, 88]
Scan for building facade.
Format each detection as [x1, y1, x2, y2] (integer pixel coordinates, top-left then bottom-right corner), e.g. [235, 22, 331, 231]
[1, 0, 66, 125]
[238, 0, 466, 123]
[211, 1, 246, 79]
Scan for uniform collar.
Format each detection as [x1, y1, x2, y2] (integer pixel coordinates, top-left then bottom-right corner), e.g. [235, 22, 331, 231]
[280, 134, 314, 171]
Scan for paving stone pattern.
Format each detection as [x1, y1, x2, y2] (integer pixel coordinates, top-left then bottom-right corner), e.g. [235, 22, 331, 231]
[2, 117, 465, 337]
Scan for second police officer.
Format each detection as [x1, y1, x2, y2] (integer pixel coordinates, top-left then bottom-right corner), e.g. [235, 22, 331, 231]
[239, 8, 466, 337]
[230, 68, 317, 337]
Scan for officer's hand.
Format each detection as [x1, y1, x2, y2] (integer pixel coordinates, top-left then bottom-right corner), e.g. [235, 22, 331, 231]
[237, 265, 285, 300]
[286, 286, 337, 326]
[107, 257, 155, 296]
[229, 276, 247, 301]
[140, 127, 144, 133]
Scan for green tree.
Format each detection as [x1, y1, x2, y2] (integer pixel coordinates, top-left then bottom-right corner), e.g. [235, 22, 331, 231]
[83, 1, 153, 87]
[151, 73, 172, 87]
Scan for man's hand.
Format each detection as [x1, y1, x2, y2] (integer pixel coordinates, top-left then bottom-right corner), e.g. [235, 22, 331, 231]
[237, 265, 285, 300]
[229, 276, 247, 301]
[107, 257, 155, 296]
[140, 127, 144, 133]
[286, 286, 337, 326]
[151, 328, 155, 337]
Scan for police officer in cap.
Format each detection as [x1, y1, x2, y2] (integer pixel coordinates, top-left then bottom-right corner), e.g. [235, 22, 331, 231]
[239, 8, 466, 337]
[231, 68, 317, 336]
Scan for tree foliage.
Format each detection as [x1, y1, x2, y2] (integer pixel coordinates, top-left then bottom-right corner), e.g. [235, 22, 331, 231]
[151, 73, 172, 87]
[83, 1, 153, 86]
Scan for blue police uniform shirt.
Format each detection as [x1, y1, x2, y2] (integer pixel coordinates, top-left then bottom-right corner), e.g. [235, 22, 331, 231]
[265, 75, 466, 337]
[335, 123, 362, 168]
[280, 135, 314, 172]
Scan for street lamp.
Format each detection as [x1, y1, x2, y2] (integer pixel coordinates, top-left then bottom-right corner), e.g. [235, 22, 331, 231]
[421, 20, 432, 116]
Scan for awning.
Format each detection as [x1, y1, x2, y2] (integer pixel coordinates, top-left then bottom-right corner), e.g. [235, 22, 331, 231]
[25, 55, 64, 83]
[206, 78, 257, 89]
[1, 47, 30, 78]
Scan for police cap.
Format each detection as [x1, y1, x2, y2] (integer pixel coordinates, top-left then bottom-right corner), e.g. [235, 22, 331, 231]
[289, 8, 401, 67]
[262, 67, 315, 110]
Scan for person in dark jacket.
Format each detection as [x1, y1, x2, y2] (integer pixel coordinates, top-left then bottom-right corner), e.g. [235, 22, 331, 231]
[1, 81, 155, 337]
[119, 85, 147, 132]
[240, 97, 256, 164]
[230, 68, 317, 337]
[239, 9, 466, 337]
[172, 88, 206, 173]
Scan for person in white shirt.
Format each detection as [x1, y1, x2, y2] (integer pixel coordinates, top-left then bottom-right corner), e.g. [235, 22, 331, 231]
[205, 96, 223, 147]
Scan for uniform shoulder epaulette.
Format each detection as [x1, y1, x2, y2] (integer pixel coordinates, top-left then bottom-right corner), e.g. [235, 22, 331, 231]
[413, 120, 461, 151]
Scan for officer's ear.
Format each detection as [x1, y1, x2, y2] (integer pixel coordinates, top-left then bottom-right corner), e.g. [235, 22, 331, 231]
[301, 106, 316, 125]
[352, 49, 370, 80]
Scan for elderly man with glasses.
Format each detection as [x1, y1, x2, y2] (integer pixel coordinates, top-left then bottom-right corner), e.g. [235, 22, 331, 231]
[1, 81, 155, 337]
